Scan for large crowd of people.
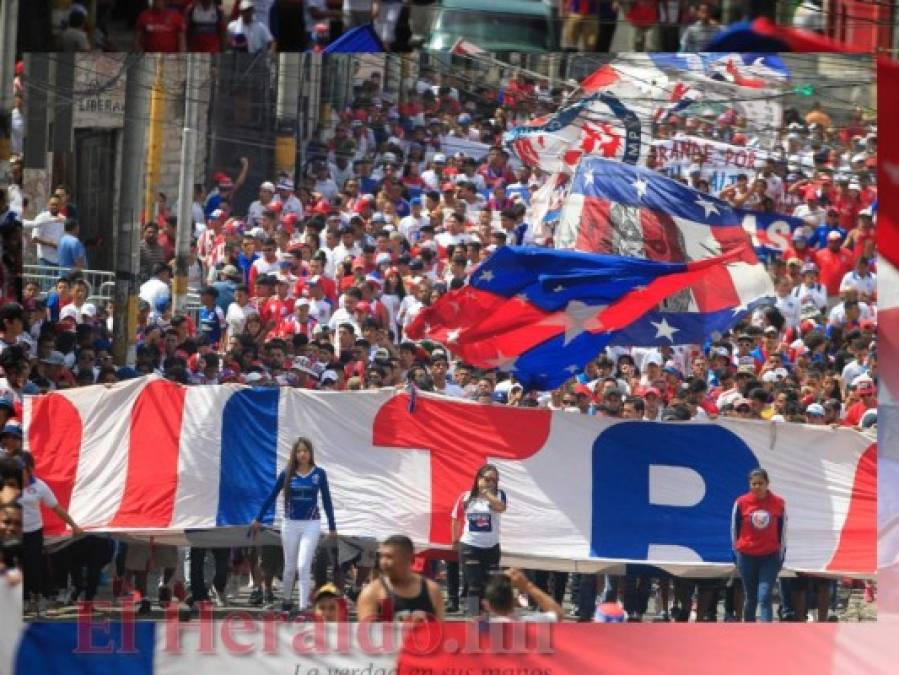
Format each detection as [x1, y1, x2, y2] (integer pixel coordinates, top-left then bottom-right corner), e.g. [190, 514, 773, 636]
[1, 61, 878, 623]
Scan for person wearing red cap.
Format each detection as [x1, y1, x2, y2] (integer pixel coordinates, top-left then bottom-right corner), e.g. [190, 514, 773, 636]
[134, 0, 187, 52]
[814, 232, 854, 297]
[843, 378, 876, 428]
[791, 186, 825, 229]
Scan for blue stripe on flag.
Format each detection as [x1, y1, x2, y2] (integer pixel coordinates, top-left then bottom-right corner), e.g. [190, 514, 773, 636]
[217, 387, 280, 526]
[15, 622, 156, 674]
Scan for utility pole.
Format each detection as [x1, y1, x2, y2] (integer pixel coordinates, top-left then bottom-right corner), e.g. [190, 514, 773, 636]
[174, 53, 200, 314]
[275, 52, 300, 177]
[113, 55, 152, 367]
[0, 0, 19, 163]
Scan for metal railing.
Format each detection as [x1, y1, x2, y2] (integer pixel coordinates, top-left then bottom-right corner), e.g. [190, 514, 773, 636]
[23, 264, 203, 320]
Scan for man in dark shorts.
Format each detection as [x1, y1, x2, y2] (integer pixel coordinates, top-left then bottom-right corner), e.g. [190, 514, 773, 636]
[356, 535, 444, 622]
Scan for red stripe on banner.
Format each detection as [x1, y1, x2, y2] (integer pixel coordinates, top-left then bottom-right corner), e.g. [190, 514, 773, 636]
[826, 442, 877, 574]
[27, 394, 83, 536]
[640, 209, 686, 262]
[688, 264, 742, 312]
[576, 197, 613, 253]
[710, 226, 759, 264]
[373, 396, 550, 545]
[581, 64, 620, 93]
[397, 623, 851, 675]
[108, 379, 186, 528]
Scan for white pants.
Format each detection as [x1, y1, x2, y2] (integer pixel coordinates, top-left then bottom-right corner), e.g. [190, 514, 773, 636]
[281, 519, 321, 609]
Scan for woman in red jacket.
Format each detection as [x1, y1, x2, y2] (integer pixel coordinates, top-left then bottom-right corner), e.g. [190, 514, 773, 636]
[731, 468, 786, 622]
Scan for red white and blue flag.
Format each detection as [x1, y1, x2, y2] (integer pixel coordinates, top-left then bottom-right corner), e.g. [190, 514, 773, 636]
[555, 157, 774, 346]
[407, 243, 754, 389]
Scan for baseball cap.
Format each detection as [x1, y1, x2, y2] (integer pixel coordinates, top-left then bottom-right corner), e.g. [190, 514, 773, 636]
[277, 179, 294, 191]
[313, 583, 341, 603]
[40, 351, 66, 367]
[0, 421, 22, 438]
[791, 230, 807, 241]
[260, 181, 275, 192]
[433, 153, 447, 163]
[855, 379, 876, 396]
[239, 0, 255, 9]
[221, 264, 240, 278]
[805, 403, 825, 417]
[801, 261, 818, 274]
[641, 386, 661, 398]
[827, 231, 843, 241]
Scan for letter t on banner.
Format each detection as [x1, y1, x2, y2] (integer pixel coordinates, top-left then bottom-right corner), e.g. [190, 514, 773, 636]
[373, 395, 551, 546]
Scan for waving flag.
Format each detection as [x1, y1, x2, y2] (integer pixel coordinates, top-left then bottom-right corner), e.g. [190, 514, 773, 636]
[504, 86, 652, 173]
[406, 245, 749, 389]
[705, 17, 862, 53]
[647, 53, 790, 84]
[323, 23, 384, 53]
[555, 158, 774, 346]
[449, 37, 487, 55]
[23, 377, 874, 576]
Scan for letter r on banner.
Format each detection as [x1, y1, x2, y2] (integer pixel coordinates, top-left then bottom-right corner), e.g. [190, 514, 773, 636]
[591, 423, 758, 562]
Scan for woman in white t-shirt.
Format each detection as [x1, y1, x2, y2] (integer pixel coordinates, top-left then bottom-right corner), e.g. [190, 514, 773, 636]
[19, 453, 83, 613]
[451, 463, 507, 617]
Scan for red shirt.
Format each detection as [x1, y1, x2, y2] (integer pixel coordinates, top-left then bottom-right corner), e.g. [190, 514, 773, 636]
[136, 9, 186, 53]
[264, 296, 296, 326]
[732, 491, 786, 556]
[843, 400, 874, 427]
[814, 247, 855, 296]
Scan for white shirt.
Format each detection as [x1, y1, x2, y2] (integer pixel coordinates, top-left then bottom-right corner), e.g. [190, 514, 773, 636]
[839, 270, 876, 297]
[274, 193, 303, 220]
[792, 282, 827, 312]
[139, 277, 171, 309]
[435, 231, 473, 249]
[19, 477, 59, 533]
[226, 17, 273, 53]
[225, 301, 256, 336]
[399, 213, 428, 242]
[453, 490, 506, 548]
[327, 306, 360, 334]
[30, 211, 65, 264]
[828, 301, 874, 327]
[792, 204, 825, 229]
[774, 294, 801, 329]
[314, 177, 340, 201]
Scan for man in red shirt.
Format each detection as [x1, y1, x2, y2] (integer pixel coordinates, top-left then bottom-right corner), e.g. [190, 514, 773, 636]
[135, 0, 187, 52]
[843, 378, 877, 428]
[814, 231, 854, 297]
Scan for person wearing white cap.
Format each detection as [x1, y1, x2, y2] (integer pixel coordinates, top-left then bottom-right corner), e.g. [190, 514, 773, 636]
[226, 0, 274, 54]
[247, 180, 277, 229]
[421, 154, 447, 191]
[273, 177, 303, 219]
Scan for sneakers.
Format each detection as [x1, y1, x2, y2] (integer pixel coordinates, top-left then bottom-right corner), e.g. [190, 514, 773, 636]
[248, 588, 264, 607]
[210, 586, 226, 608]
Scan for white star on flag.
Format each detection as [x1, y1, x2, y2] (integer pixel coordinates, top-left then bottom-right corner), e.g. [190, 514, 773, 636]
[478, 269, 495, 283]
[633, 177, 648, 199]
[552, 284, 566, 293]
[564, 364, 580, 374]
[483, 351, 519, 372]
[582, 169, 595, 186]
[538, 300, 608, 346]
[514, 293, 530, 304]
[446, 329, 461, 343]
[695, 197, 720, 218]
[651, 317, 680, 341]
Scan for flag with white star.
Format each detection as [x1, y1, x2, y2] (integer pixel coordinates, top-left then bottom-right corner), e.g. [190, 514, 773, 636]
[405, 246, 753, 390]
[555, 157, 775, 346]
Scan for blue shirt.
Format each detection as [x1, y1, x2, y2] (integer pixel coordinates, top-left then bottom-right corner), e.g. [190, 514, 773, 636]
[58, 233, 87, 269]
[212, 279, 236, 313]
[198, 306, 224, 345]
[237, 252, 259, 285]
[256, 466, 336, 529]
